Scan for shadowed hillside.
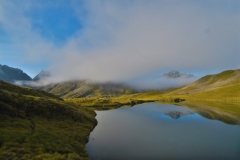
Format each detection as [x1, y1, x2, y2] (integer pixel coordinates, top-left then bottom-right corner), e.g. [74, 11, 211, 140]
[0, 80, 97, 159]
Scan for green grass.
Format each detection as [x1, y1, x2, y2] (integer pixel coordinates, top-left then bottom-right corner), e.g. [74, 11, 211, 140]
[173, 82, 240, 102]
[66, 94, 155, 109]
[0, 117, 93, 159]
[194, 69, 237, 85]
[0, 81, 97, 159]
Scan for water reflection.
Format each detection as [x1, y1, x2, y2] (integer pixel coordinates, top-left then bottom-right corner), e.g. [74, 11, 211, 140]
[164, 111, 195, 119]
[182, 101, 240, 125]
[86, 103, 240, 160]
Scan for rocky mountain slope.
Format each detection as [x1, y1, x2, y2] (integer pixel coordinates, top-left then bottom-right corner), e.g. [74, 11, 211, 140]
[37, 80, 136, 98]
[0, 64, 32, 82]
[31, 70, 136, 98]
[32, 70, 51, 81]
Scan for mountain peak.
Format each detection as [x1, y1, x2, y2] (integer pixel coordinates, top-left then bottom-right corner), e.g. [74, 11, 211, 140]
[33, 70, 51, 81]
[163, 71, 194, 78]
[164, 111, 195, 119]
[0, 64, 32, 82]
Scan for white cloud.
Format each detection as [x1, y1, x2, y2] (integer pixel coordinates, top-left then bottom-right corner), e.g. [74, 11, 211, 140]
[1, 0, 240, 86]
[128, 77, 198, 91]
[0, 0, 56, 63]
[50, 0, 240, 82]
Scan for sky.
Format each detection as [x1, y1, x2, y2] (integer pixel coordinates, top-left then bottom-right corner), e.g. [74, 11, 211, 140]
[0, 0, 240, 86]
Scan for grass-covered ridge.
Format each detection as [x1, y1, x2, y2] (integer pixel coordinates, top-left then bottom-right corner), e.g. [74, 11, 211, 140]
[0, 80, 97, 160]
[176, 69, 240, 94]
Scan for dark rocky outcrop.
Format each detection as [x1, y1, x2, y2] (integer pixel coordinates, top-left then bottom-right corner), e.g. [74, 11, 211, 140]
[173, 98, 185, 103]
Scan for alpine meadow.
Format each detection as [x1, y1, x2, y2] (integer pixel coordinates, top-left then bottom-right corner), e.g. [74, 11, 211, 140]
[0, 1, 240, 160]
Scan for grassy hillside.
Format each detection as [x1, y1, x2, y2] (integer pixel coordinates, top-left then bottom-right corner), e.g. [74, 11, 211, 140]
[0, 80, 97, 159]
[175, 69, 240, 95]
[176, 82, 240, 101]
[38, 81, 135, 98]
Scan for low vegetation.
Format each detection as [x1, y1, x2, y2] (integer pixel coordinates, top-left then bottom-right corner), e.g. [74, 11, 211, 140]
[65, 93, 157, 110]
[0, 80, 97, 159]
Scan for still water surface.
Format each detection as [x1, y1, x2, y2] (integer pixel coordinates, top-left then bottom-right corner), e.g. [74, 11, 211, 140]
[86, 103, 240, 160]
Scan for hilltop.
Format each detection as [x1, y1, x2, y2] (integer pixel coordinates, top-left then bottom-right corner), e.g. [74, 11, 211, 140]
[0, 80, 96, 159]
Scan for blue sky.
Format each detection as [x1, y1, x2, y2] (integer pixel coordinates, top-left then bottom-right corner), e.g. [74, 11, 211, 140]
[25, 1, 83, 46]
[0, 0, 240, 82]
[0, 0, 85, 77]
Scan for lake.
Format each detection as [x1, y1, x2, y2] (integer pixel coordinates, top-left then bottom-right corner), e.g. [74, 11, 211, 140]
[86, 103, 240, 160]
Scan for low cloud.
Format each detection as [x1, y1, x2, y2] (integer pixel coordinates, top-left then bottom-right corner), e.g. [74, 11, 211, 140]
[128, 77, 198, 91]
[1, 0, 240, 86]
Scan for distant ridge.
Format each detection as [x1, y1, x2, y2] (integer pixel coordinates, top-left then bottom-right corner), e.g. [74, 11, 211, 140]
[0, 64, 32, 83]
[37, 81, 136, 98]
[163, 71, 194, 78]
[33, 71, 136, 98]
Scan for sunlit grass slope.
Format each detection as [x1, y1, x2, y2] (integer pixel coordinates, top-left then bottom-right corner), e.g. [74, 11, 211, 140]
[159, 69, 240, 102]
[66, 94, 154, 110]
[177, 82, 240, 101]
[0, 80, 97, 160]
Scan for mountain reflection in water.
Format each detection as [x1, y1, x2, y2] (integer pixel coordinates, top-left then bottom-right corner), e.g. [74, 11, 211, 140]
[86, 103, 240, 160]
[164, 111, 195, 119]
